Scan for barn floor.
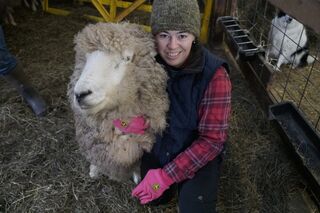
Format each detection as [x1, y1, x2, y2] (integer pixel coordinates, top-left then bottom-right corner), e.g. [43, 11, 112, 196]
[0, 5, 319, 213]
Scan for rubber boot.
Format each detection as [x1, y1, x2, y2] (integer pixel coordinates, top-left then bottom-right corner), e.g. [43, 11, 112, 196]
[2, 63, 47, 116]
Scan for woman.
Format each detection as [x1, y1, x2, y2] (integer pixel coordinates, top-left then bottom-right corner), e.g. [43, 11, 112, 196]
[132, 0, 231, 212]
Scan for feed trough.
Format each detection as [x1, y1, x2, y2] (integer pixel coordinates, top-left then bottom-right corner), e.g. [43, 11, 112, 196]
[269, 101, 320, 203]
[218, 16, 262, 60]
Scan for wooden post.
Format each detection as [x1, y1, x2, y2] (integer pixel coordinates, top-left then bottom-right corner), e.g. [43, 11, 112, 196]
[209, 0, 228, 45]
[229, 0, 238, 17]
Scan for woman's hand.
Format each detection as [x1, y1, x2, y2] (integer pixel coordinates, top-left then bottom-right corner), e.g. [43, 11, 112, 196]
[131, 168, 174, 204]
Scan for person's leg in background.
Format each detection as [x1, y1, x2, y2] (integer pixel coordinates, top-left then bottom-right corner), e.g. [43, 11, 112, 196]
[0, 25, 46, 116]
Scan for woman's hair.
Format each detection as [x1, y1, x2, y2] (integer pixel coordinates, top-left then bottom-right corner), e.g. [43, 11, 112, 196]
[150, 0, 201, 38]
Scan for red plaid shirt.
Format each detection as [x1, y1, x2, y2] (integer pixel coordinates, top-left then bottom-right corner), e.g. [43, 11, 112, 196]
[163, 66, 232, 182]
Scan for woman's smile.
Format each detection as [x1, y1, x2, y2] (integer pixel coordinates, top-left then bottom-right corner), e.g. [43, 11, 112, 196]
[155, 31, 195, 68]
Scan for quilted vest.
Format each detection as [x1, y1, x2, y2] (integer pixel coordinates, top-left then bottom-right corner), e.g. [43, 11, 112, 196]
[152, 48, 228, 166]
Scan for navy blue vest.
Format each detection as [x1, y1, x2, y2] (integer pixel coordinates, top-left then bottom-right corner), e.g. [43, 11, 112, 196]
[152, 48, 228, 166]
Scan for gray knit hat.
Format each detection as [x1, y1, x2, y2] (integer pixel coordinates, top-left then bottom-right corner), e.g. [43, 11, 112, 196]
[150, 0, 201, 38]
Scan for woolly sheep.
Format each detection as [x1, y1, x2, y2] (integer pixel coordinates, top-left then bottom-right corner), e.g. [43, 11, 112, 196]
[67, 22, 169, 183]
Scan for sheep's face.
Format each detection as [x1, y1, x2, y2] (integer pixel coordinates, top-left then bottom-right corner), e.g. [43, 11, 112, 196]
[74, 50, 133, 114]
[276, 12, 301, 30]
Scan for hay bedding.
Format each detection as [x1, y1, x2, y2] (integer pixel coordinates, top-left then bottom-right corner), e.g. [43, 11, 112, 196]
[0, 5, 307, 213]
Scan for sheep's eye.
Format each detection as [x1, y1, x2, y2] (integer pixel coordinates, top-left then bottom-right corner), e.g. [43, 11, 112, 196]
[121, 56, 131, 62]
[114, 63, 119, 69]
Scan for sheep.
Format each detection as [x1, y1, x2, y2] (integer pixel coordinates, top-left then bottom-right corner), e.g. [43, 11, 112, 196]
[67, 22, 169, 183]
[265, 11, 315, 70]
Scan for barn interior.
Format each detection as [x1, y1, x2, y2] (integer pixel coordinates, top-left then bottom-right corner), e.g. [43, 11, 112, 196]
[0, 0, 319, 212]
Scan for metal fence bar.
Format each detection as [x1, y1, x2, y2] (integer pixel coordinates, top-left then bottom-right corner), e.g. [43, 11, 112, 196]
[297, 60, 317, 108]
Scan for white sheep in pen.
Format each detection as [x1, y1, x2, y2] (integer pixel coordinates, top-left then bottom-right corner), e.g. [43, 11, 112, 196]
[67, 22, 169, 183]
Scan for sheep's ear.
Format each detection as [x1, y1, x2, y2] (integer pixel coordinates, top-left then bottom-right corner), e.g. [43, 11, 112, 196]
[122, 49, 134, 63]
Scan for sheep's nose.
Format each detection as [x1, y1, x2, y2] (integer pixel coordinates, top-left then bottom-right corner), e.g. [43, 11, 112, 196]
[75, 90, 92, 104]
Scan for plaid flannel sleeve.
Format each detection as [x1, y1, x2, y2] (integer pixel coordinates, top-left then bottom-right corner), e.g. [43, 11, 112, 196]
[163, 66, 232, 182]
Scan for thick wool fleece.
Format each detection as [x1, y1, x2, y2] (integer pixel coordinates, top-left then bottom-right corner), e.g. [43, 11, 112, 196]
[67, 22, 169, 181]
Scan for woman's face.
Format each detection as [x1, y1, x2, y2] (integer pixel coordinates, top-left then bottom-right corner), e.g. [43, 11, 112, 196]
[155, 31, 195, 68]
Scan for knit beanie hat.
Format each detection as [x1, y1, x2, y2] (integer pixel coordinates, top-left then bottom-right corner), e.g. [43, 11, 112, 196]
[150, 0, 201, 38]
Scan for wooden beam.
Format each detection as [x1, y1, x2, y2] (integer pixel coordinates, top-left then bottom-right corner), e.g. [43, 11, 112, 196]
[267, 0, 320, 34]
[229, 0, 238, 17]
[209, 0, 228, 44]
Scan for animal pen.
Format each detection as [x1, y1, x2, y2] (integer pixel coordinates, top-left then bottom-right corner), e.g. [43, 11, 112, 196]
[0, 0, 320, 212]
[217, 0, 320, 207]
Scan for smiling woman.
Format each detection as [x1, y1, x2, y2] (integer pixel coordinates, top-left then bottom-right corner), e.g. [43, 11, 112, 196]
[131, 0, 232, 212]
[155, 31, 195, 68]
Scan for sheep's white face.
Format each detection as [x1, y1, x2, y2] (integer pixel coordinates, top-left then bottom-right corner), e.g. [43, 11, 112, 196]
[74, 50, 132, 114]
[276, 12, 301, 31]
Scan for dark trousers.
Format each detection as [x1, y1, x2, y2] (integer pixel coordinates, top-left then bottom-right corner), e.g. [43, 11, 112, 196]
[141, 152, 223, 213]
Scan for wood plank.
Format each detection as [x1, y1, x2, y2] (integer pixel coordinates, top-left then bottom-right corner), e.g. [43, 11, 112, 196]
[209, 0, 227, 44]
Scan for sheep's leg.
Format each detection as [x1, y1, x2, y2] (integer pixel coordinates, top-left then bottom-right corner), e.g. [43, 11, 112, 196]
[132, 163, 141, 184]
[31, 0, 40, 11]
[292, 60, 299, 69]
[265, 48, 270, 63]
[5, 7, 17, 26]
[6, 13, 17, 26]
[275, 54, 286, 71]
[89, 164, 100, 178]
[132, 171, 141, 185]
[24, 0, 31, 8]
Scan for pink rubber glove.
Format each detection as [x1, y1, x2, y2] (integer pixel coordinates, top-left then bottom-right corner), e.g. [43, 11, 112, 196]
[131, 169, 174, 204]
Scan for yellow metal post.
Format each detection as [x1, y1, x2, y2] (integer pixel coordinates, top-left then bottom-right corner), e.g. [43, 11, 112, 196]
[200, 0, 213, 43]
[115, 0, 146, 22]
[43, 0, 71, 16]
[43, 0, 48, 11]
[91, 0, 112, 21]
[100, 0, 151, 12]
[110, 0, 117, 20]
